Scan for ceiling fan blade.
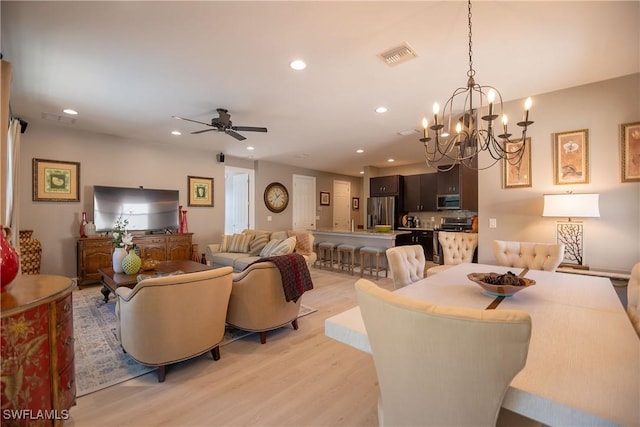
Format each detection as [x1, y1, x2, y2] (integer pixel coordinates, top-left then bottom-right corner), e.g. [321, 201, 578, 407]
[173, 116, 211, 127]
[231, 126, 268, 133]
[226, 130, 246, 141]
[191, 129, 216, 134]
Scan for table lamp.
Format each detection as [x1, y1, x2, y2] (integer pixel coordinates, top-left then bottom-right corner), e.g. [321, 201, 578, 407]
[542, 193, 600, 269]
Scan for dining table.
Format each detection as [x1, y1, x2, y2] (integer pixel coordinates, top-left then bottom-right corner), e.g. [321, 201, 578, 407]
[325, 263, 640, 427]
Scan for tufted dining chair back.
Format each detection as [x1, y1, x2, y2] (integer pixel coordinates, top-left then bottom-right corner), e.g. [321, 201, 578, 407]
[492, 240, 565, 272]
[427, 232, 478, 277]
[355, 278, 532, 426]
[627, 262, 640, 337]
[386, 245, 425, 289]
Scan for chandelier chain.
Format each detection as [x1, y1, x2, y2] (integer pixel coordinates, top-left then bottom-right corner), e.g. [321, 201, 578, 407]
[467, 0, 474, 79]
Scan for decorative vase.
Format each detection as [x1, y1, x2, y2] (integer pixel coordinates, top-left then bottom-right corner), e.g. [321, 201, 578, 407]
[1, 226, 20, 291]
[112, 247, 127, 273]
[122, 249, 142, 275]
[79, 211, 88, 238]
[85, 221, 96, 237]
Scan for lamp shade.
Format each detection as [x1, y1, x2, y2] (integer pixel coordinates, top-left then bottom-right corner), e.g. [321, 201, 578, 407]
[542, 193, 600, 218]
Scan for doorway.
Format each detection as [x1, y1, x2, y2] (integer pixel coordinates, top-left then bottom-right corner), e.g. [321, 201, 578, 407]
[333, 180, 351, 230]
[224, 166, 255, 234]
[292, 174, 316, 230]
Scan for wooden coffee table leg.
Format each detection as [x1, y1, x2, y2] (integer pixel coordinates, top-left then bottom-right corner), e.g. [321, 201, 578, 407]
[101, 285, 111, 303]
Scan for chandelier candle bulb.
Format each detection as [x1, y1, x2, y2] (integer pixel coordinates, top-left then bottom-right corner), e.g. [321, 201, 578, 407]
[487, 89, 495, 117]
[433, 103, 440, 126]
[523, 97, 532, 123]
[422, 118, 428, 138]
[502, 115, 508, 135]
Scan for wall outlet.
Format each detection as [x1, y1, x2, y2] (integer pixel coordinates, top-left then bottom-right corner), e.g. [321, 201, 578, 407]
[267, 216, 272, 222]
[489, 218, 497, 228]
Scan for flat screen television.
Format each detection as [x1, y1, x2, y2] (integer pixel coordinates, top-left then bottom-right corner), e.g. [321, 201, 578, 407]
[93, 185, 180, 232]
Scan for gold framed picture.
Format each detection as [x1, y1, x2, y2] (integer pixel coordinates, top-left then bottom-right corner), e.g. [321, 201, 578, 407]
[320, 191, 330, 206]
[553, 129, 589, 185]
[32, 158, 80, 202]
[352, 197, 360, 210]
[502, 137, 531, 188]
[620, 121, 640, 182]
[188, 176, 213, 207]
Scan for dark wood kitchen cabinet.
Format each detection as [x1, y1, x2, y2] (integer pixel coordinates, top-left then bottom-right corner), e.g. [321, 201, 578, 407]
[436, 164, 478, 211]
[395, 230, 434, 261]
[404, 173, 436, 212]
[370, 175, 403, 197]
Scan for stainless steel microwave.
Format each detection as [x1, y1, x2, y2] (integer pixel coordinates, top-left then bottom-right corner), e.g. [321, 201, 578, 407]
[437, 194, 461, 210]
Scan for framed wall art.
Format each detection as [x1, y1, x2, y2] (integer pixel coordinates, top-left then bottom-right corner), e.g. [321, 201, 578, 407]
[620, 121, 640, 182]
[32, 158, 80, 202]
[502, 137, 531, 188]
[320, 191, 330, 206]
[352, 197, 360, 210]
[188, 176, 214, 207]
[553, 129, 589, 185]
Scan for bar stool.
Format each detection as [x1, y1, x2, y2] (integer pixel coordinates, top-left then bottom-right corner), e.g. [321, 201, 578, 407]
[360, 246, 388, 280]
[318, 241, 340, 271]
[337, 244, 361, 275]
[313, 241, 323, 268]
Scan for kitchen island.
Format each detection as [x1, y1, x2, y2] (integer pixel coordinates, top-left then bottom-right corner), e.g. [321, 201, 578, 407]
[312, 229, 410, 249]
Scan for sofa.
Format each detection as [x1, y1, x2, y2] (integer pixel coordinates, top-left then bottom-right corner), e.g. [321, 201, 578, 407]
[206, 229, 317, 272]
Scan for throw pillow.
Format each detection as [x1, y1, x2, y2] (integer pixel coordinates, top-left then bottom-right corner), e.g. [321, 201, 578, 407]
[249, 232, 270, 256]
[228, 233, 252, 253]
[260, 236, 297, 257]
[287, 230, 313, 255]
[220, 235, 233, 252]
[260, 239, 282, 257]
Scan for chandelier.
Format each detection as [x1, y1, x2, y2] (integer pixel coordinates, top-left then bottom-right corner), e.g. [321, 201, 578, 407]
[419, 0, 534, 170]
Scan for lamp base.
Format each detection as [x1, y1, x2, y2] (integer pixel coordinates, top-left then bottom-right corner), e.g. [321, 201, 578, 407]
[559, 263, 590, 271]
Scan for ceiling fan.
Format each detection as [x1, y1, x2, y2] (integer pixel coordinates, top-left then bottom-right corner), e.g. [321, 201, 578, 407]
[173, 108, 267, 141]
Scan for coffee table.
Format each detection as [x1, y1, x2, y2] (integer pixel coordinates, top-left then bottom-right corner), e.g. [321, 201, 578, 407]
[98, 259, 213, 303]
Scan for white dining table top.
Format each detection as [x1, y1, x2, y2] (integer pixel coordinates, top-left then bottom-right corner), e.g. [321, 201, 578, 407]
[325, 263, 640, 427]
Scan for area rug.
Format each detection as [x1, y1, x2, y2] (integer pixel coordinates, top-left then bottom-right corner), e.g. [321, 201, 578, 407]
[72, 286, 317, 397]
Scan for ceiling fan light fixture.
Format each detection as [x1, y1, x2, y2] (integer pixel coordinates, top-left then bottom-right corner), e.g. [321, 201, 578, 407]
[375, 106, 388, 113]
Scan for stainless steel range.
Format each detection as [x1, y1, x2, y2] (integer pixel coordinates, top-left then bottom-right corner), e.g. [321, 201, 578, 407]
[432, 217, 474, 264]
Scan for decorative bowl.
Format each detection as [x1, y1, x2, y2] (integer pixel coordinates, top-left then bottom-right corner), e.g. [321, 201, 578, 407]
[467, 272, 536, 297]
[375, 225, 392, 232]
[140, 259, 160, 271]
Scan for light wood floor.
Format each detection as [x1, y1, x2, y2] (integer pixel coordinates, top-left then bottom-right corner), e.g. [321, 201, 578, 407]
[67, 267, 395, 427]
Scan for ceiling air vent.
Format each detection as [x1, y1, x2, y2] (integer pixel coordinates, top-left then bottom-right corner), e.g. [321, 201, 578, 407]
[378, 43, 418, 67]
[41, 112, 76, 124]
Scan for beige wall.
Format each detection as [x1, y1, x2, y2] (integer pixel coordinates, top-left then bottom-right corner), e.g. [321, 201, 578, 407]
[476, 73, 639, 272]
[18, 124, 363, 278]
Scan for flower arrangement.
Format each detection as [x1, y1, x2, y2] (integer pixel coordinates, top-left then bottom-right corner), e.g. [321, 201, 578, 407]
[111, 216, 133, 250]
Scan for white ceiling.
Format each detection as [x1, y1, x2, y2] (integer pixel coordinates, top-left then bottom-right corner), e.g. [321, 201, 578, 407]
[2, 1, 639, 176]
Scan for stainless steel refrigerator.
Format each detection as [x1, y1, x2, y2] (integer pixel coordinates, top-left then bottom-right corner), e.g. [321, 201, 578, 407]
[367, 196, 397, 230]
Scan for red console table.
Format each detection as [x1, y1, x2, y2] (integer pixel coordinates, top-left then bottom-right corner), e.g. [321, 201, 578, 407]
[1, 275, 76, 426]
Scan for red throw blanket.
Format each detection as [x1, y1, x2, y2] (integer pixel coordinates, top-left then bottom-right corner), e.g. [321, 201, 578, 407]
[247, 253, 314, 302]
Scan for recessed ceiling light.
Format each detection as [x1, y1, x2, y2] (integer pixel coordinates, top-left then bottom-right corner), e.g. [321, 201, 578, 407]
[171, 130, 181, 136]
[441, 132, 450, 137]
[387, 158, 395, 162]
[63, 109, 78, 115]
[356, 149, 364, 153]
[360, 171, 364, 175]
[247, 146, 255, 150]
[397, 129, 418, 136]
[375, 107, 388, 113]
[290, 59, 307, 71]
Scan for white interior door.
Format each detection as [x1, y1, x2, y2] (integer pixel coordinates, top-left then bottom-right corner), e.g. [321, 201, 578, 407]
[224, 166, 255, 234]
[333, 180, 351, 231]
[293, 174, 316, 230]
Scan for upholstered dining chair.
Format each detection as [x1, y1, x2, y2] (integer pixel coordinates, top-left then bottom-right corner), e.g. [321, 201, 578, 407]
[385, 245, 425, 289]
[427, 231, 478, 277]
[355, 279, 532, 427]
[115, 267, 233, 382]
[627, 262, 640, 336]
[492, 240, 565, 272]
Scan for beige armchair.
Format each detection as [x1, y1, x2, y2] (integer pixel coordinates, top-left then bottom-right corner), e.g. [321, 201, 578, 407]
[493, 240, 565, 272]
[227, 262, 302, 344]
[115, 267, 233, 382]
[427, 231, 478, 277]
[355, 279, 532, 427]
[627, 262, 640, 336]
[386, 245, 425, 289]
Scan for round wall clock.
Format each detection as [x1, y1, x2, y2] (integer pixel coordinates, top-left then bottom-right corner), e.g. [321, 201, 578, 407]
[264, 182, 289, 213]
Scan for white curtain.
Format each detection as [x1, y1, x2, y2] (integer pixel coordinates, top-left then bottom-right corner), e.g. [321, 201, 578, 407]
[5, 118, 21, 247]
